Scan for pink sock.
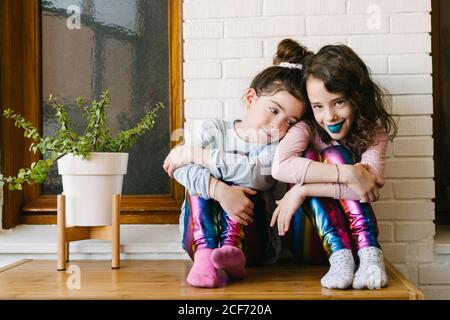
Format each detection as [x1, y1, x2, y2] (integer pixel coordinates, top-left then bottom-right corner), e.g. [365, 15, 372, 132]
[211, 245, 246, 280]
[187, 249, 222, 288]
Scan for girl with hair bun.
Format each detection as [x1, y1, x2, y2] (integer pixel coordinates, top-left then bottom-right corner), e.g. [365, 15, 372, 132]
[272, 41, 398, 290]
[163, 39, 311, 288]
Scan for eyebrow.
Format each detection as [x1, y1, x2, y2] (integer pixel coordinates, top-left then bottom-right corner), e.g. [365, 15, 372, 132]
[310, 95, 346, 105]
[332, 96, 346, 102]
[270, 100, 302, 122]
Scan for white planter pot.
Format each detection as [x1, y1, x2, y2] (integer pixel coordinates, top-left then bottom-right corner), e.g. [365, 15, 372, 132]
[57, 152, 128, 226]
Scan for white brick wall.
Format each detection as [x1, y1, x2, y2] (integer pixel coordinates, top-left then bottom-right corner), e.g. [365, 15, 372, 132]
[183, 0, 440, 298]
[348, 34, 431, 54]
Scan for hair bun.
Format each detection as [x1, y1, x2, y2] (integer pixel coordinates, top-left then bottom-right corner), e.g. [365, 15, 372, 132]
[273, 38, 313, 65]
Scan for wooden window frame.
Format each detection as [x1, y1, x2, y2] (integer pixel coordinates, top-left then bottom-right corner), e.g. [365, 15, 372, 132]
[0, 0, 184, 229]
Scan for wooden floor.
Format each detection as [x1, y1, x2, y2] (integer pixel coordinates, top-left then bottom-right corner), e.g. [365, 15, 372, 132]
[0, 259, 423, 300]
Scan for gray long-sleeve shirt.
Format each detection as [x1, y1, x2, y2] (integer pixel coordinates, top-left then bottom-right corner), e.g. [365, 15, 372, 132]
[173, 119, 278, 198]
[174, 119, 281, 263]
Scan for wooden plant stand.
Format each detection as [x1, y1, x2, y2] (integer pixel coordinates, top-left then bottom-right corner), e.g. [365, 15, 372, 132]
[56, 194, 121, 271]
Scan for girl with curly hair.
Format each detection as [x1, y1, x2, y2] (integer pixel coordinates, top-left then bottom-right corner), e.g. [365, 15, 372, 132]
[271, 41, 397, 290]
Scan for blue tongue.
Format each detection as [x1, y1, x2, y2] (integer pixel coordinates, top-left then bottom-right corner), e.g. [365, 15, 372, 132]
[327, 122, 344, 133]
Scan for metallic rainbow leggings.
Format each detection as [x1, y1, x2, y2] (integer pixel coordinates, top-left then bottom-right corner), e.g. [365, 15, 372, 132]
[289, 145, 381, 264]
[182, 188, 272, 266]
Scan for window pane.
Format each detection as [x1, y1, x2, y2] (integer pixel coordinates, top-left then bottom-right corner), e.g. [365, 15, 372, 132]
[41, 0, 170, 195]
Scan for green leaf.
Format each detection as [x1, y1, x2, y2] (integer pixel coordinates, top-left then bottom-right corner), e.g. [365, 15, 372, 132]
[18, 169, 26, 178]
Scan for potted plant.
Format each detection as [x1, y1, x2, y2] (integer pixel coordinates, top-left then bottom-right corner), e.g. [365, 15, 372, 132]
[0, 90, 164, 226]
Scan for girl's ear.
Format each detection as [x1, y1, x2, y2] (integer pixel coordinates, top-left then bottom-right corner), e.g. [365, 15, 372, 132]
[243, 88, 257, 108]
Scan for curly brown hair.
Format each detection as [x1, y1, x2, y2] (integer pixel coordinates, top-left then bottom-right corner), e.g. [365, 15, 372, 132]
[301, 44, 398, 158]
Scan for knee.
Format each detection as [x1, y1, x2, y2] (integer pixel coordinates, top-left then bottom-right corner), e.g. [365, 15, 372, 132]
[321, 145, 354, 165]
[186, 192, 215, 204]
[303, 147, 320, 161]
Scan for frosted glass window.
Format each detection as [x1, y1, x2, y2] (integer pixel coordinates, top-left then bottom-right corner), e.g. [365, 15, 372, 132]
[41, 0, 170, 195]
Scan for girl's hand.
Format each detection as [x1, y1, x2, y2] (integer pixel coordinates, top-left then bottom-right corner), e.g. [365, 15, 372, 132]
[215, 183, 257, 226]
[342, 163, 383, 203]
[163, 145, 195, 177]
[270, 185, 306, 236]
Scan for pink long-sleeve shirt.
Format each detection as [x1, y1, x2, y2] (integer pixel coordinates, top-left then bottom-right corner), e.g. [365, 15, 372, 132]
[272, 121, 388, 200]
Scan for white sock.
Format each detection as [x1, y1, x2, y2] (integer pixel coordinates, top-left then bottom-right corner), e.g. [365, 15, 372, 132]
[321, 249, 355, 289]
[352, 246, 388, 290]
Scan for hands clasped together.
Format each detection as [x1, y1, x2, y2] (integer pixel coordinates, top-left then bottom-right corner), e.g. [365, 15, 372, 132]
[270, 163, 383, 236]
[163, 145, 256, 226]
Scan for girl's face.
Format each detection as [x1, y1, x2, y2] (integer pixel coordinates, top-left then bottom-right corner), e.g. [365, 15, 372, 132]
[243, 89, 306, 144]
[306, 76, 354, 141]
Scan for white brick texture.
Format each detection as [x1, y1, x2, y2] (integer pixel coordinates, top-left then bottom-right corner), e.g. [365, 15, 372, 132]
[184, 40, 262, 59]
[392, 95, 433, 115]
[225, 18, 305, 38]
[393, 180, 435, 199]
[348, 34, 431, 54]
[382, 243, 408, 263]
[306, 15, 389, 35]
[379, 181, 393, 200]
[378, 222, 395, 242]
[223, 59, 272, 79]
[264, 0, 346, 16]
[389, 54, 432, 74]
[348, 0, 431, 13]
[396, 116, 433, 136]
[183, 60, 221, 79]
[185, 79, 251, 99]
[391, 14, 431, 33]
[373, 202, 434, 220]
[180, 0, 441, 298]
[362, 56, 388, 74]
[184, 100, 223, 119]
[393, 137, 433, 157]
[183, 21, 223, 39]
[373, 75, 432, 95]
[385, 159, 434, 178]
[184, 0, 263, 19]
[395, 222, 435, 241]
[419, 265, 450, 285]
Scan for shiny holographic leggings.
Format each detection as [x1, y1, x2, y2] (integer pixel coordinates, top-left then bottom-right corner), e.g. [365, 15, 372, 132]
[289, 145, 381, 264]
[182, 189, 272, 266]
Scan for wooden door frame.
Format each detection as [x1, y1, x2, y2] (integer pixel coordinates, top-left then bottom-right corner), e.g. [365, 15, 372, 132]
[431, 0, 449, 225]
[0, 0, 184, 229]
